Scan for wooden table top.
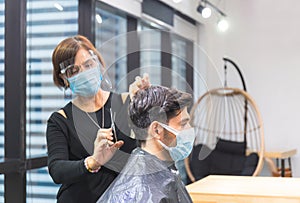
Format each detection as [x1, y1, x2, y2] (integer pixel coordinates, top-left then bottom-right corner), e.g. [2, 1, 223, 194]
[264, 149, 297, 159]
[186, 175, 300, 199]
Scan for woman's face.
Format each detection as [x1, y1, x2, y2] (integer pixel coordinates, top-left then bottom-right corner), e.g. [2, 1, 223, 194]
[63, 49, 98, 79]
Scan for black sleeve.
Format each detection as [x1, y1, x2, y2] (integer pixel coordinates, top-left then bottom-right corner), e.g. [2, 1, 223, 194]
[46, 113, 88, 184]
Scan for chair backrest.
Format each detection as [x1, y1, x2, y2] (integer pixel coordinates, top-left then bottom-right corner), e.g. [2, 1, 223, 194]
[188, 87, 264, 180]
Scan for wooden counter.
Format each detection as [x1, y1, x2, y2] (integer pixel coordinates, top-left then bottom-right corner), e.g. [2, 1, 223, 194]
[186, 175, 300, 203]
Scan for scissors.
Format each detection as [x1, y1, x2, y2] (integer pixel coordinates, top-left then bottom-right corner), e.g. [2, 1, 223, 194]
[110, 108, 118, 142]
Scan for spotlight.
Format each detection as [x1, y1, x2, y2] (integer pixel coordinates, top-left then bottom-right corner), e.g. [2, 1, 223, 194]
[202, 7, 212, 18]
[217, 18, 229, 32]
[197, 4, 211, 19]
[197, 4, 205, 13]
[197, 0, 229, 31]
[96, 14, 103, 24]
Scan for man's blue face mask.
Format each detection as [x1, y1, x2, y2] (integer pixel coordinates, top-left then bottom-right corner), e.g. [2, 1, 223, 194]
[157, 122, 195, 162]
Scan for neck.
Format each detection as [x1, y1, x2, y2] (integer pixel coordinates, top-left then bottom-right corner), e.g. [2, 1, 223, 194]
[141, 139, 173, 161]
[72, 90, 110, 112]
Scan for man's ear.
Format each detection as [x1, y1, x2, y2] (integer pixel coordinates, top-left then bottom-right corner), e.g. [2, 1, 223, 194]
[149, 121, 163, 139]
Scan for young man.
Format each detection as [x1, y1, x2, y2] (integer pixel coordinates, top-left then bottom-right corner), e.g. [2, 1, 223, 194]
[97, 85, 195, 203]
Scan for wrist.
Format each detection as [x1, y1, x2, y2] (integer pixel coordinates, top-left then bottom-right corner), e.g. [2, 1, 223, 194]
[84, 156, 101, 173]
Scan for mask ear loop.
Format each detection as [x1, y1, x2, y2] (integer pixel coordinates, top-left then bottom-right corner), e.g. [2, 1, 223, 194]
[87, 50, 112, 128]
[158, 122, 179, 136]
[89, 50, 113, 91]
[102, 100, 104, 128]
[64, 88, 72, 100]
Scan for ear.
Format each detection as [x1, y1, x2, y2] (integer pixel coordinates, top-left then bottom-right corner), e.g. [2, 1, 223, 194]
[148, 121, 163, 139]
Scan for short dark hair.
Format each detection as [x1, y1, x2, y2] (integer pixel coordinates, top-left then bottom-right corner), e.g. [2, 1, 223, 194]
[129, 86, 192, 144]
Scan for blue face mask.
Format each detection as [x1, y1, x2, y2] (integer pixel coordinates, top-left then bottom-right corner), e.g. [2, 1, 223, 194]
[67, 67, 102, 97]
[157, 122, 195, 162]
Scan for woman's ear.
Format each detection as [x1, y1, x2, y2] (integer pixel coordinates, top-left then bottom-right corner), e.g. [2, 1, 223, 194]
[149, 121, 163, 139]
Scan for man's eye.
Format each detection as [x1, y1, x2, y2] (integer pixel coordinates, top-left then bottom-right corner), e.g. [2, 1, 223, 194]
[181, 123, 188, 128]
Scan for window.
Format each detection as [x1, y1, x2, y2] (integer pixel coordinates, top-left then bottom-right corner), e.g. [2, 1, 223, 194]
[95, 3, 127, 93]
[26, 1, 78, 202]
[139, 22, 162, 85]
[0, 0, 4, 161]
[0, 1, 195, 201]
[0, 0, 4, 202]
[171, 34, 192, 92]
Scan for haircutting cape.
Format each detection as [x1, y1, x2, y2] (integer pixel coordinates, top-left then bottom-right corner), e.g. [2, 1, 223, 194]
[97, 147, 192, 203]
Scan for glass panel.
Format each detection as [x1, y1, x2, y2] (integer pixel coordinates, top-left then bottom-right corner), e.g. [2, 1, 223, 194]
[0, 0, 4, 160]
[171, 34, 193, 184]
[139, 23, 161, 86]
[95, 4, 127, 93]
[26, 167, 58, 202]
[171, 35, 187, 91]
[26, 0, 78, 202]
[0, 174, 3, 202]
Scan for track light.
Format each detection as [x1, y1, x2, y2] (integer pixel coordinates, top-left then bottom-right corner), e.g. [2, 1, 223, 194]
[96, 14, 103, 24]
[197, 0, 229, 31]
[202, 7, 212, 18]
[217, 18, 229, 32]
[197, 2, 211, 19]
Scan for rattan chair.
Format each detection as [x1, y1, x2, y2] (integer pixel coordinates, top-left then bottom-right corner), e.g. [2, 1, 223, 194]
[185, 87, 265, 182]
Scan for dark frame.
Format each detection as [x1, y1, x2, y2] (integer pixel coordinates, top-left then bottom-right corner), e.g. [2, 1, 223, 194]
[3, 0, 28, 202]
[0, 1, 194, 202]
[0, 0, 92, 202]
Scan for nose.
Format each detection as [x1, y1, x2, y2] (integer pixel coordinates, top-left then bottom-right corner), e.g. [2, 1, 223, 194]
[185, 122, 191, 129]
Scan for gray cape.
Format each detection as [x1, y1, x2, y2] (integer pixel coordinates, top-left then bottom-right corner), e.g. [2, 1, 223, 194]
[97, 147, 192, 203]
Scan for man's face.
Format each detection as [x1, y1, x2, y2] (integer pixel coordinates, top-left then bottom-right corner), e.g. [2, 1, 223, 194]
[161, 107, 191, 147]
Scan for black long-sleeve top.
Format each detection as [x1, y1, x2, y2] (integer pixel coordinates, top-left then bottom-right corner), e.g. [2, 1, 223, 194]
[46, 92, 137, 203]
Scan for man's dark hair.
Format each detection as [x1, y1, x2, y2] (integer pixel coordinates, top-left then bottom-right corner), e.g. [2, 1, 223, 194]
[129, 86, 192, 145]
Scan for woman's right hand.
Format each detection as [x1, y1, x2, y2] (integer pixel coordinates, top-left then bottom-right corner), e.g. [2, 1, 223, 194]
[91, 128, 124, 167]
[129, 73, 151, 100]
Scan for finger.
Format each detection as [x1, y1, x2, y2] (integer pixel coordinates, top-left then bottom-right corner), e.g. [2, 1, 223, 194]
[96, 128, 113, 141]
[135, 77, 142, 87]
[141, 74, 150, 88]
[142, 73, 149, 83]
[131, 85, 138, 93]
[143, 73, 149, 79]
[98, 128, 112, 133]
[107, 140, 115, 146]
[135, 76, 142, 81]
[113, 140, 124, 149]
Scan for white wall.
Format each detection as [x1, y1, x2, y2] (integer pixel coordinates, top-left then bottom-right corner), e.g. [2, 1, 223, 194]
[100, 0, 300, 177]
[199, 0, 300, 177]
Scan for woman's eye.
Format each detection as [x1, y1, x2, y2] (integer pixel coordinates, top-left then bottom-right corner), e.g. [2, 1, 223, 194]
[66, 65, 80, 77]
[83, 59, 95, 69]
